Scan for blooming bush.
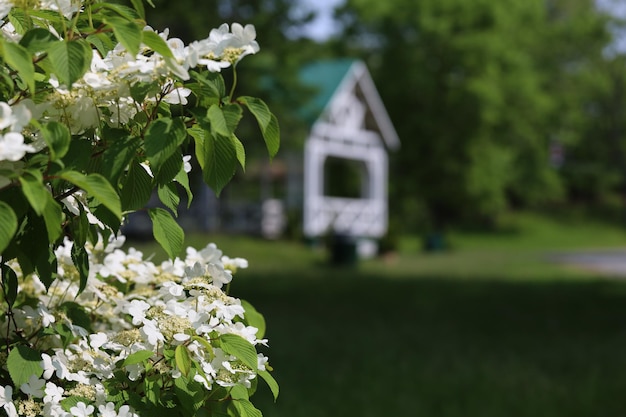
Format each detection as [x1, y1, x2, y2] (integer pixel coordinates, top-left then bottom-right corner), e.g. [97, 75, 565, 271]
[0, 0, 279, 416]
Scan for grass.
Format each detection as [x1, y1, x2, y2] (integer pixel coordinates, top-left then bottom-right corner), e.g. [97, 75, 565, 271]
[124, 212, 626, 416]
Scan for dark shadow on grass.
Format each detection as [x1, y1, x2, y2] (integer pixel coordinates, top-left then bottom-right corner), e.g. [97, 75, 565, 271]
[233, 269, 626, 417]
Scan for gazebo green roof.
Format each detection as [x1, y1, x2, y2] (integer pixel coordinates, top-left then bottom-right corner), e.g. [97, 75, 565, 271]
[299, 58, 356, 126]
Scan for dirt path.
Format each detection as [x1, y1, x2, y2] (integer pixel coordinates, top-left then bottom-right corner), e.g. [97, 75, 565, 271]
[549, 249, 626, 277]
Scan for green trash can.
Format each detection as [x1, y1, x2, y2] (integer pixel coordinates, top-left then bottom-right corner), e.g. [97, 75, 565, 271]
[329, 234, 357, 266]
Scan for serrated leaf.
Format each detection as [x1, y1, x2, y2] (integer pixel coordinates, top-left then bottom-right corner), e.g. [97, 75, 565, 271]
[123, 350, 154, 366]
[174, 164, 193, 207]
[46, 39, 92, 87]
[258, 370, 279, 401]
[20, 28, 57, 53]
[100, 135, 141, 184]
[220, 334, 257, 371]
[207, 104, 231, 137]
[60, 396, 91, 412]
[144, 117, 187, 168]
[1, 264, 18, 308]
[200, 131, 237, 196]
[7, 346, 43, 387]
[155, 150, 183, 185]
[148, 207, 184, 259]
[142, 29, 173, 58]
[232, 135, 245, 170]
[157, 182, 179, 215]
[2, 40, 35, 93]
[105, 16, 142, 56]
[229, 385, 248, 401]
[129, 0, 145, 19]
[231, 398, 263, 417]
[120, 160, 153, 211]
[237, 96, 279, 158]
[19, 170, 49, 215]
[60, 171, 122, 220]
[240, 299, 265, 339]
[8, 8, 33, 34]
[175, 345, 191, 376]
[0, 201, 18, 253]
[222, 103, 243, 133]
[41, 192, 63, 242]
[59, 301, 92, 331]
[40, 121, 70, 161]
[71, 244, 90, 294]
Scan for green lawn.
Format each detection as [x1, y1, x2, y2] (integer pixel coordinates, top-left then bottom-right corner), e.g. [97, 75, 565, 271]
[124, 213, 626, 416]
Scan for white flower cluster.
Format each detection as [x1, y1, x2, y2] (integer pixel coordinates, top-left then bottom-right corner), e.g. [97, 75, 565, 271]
[28, 22, 258, 135]
[0, 236, 264, 417]
[0, 0, 79, 20]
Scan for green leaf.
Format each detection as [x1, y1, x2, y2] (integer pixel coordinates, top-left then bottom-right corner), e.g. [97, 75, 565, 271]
[129, 0, 145, 19]
[104, 16, 142, 56]
[144, 118, 187, 168]
[40, 121, 71, 161]
[222, 103, 243, 133]
[60, 171, 122, 220]
[174, 165, 193, 207]
[237, 96, 280, 158]
[174, 345, 191, 376]
[155, 150, 183, 185]
[229, 385, 249, 401]
[2, 40, 35, 93]
[148, 207, 184, 259]
[220, 334, 258, 371]
[46, 39, 92, 87]
[120, 160, 153, 211]
[207, 105, 231, 137]
[199, 131, 237, 196]
[8, 8, 33, 35]
[41, 192, 63, 242]
[58, 301, 92, 331]
[141, 30, 173, 58]
[20, 28, 58, 53]
[230, 398, 263, 417]
[157, 182, 180, 215]
[100, 134, 141, 185]
[1, 264, 18, 308]
[258, 370, 279, 401]
[240, 299, 266, 339]
[123, 350, 154, 366]
[0, 201, 18, 253]
[19, 170, 49, 215]
[7, 345, 43, 387]
[86, 32, 116, 57]
[232, 135, 246, 170]
[60, 396, 91, 413]
[71, 244, 90, 294]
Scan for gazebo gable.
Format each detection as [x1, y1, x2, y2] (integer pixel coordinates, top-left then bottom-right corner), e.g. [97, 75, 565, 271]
[301, 59, 399, 239]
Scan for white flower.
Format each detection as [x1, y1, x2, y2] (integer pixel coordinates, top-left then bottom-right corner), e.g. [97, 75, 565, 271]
[183, 155, 192, 173]
[125, 299, 151, 325]
[41, 353, 55, 379]
[0, 132, 35, 161]
[0, 385, 13, 406]
[44, 382, 65, 403]
[89, 332, 108, 349]
[207, 263, 232, 289]
[140, 319, 164, 347]
[163, 86, 191, 105]
[70, 402, 95, 417]
[20, 374, 45, 397]
[98, 402, 118, 417]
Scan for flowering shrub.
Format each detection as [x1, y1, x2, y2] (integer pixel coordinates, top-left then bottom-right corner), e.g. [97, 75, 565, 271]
[0, 0, 279, 416]
[1, 236, 277, 417]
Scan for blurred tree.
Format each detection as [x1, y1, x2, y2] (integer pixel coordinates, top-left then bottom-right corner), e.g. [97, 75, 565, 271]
[333, 0, 613, 231]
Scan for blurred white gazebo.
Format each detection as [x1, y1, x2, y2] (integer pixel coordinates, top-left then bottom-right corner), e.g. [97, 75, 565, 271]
[301, 59, 400, 252]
